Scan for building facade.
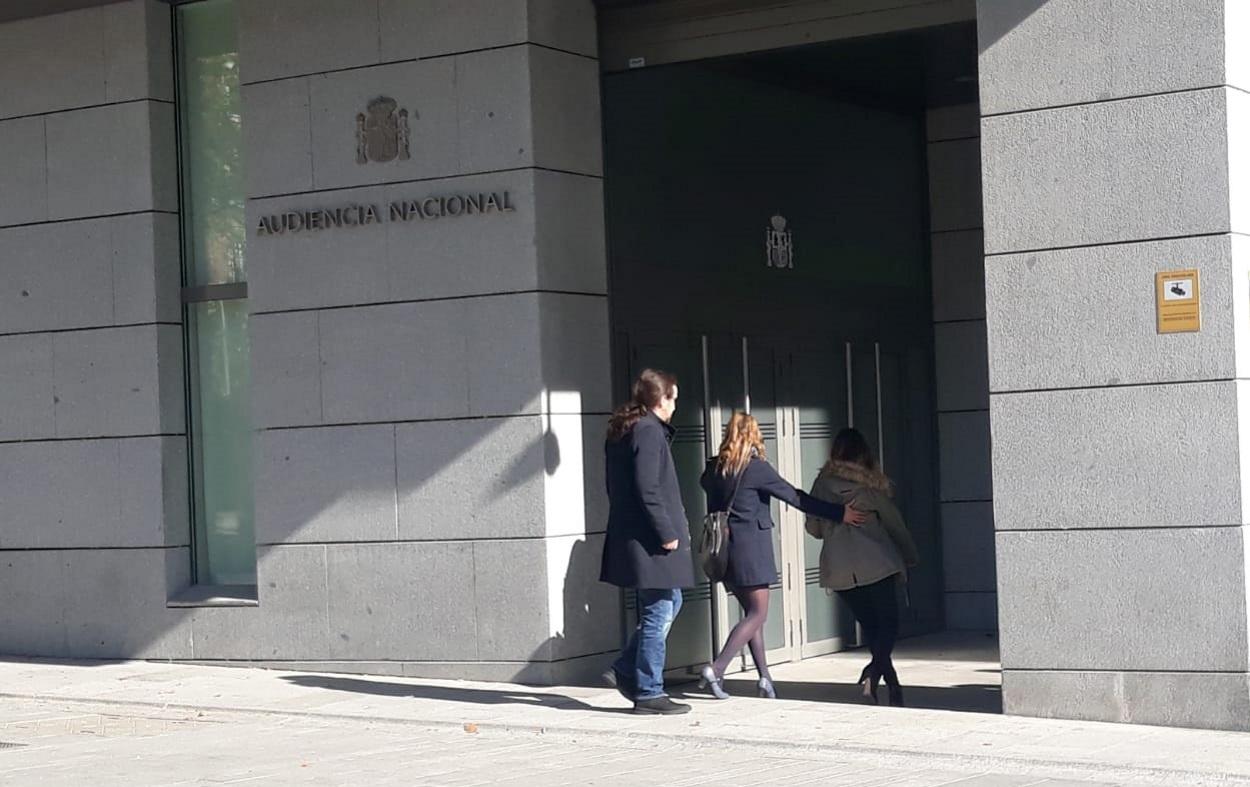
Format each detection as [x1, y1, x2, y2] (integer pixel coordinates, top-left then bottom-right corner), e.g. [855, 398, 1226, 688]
[0, 0, 1247, 732]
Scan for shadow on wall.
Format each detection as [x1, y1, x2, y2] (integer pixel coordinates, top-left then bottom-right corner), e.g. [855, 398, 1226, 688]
[977, 0, 1048, 53]
[0, 391, 620, 674]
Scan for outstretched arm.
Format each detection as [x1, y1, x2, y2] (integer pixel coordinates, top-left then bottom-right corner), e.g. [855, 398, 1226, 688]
[757, 461, 859, 523]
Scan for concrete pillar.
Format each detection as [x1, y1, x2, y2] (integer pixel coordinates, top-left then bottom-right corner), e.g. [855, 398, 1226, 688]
[979, 0, 1250, 730]
[0, 0, 191, 660]
[231, 0, 615, 681]
[926, 103, 996, 631]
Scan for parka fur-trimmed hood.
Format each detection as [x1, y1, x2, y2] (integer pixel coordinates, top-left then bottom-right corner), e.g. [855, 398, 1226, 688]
[822, 460, 893, 495]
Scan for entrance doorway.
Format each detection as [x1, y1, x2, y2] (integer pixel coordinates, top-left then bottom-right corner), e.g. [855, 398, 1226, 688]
[618, 331, 940, 675]
[601, 22, 976, 676]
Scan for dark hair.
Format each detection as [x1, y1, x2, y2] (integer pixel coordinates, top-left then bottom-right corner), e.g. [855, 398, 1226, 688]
[606, 368, 677, 441]
[827, 427, 877, 471]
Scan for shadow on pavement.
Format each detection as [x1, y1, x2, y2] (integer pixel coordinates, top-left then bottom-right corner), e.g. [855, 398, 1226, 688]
[281, 675, 634, 714]
[673, 678, 1001, 714]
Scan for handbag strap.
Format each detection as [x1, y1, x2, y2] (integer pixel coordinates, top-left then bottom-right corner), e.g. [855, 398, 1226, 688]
[719, 460, 751, 517]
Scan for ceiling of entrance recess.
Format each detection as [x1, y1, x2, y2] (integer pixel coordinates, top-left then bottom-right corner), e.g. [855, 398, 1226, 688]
[0, 0, 139, 23]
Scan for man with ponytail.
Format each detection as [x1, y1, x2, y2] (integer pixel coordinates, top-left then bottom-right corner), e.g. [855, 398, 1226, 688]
[600, 369, 695, 715]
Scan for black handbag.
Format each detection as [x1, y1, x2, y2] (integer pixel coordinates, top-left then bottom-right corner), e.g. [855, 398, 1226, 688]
[698, 464, 748, 583]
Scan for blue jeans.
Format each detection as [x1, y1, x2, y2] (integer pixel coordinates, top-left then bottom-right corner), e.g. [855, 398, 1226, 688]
[613, 588, 683, 701]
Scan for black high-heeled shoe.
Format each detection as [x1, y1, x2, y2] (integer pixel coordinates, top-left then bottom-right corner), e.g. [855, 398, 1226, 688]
[860, 672, 880, 705]
[887, 684, 905, 707]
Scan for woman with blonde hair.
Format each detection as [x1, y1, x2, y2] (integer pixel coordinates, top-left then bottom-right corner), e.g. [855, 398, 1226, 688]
[697, 412, 865, 699]
[806, 427, 919, 707]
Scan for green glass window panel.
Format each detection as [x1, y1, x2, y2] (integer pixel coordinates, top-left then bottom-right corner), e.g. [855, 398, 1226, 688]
[178, 0, 254, 585]
[187, 299, 255, 586]
[177, 0, 246, 287]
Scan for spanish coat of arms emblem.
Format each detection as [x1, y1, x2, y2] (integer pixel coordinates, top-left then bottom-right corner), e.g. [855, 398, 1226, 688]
[765, 214, 794, 269]
[356, 96, 411, 164]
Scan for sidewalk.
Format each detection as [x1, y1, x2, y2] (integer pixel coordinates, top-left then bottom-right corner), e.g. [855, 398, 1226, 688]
[0, 649, 1247, 786]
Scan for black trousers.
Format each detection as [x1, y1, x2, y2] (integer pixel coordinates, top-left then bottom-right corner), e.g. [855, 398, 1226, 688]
[837, 575, 900, 686]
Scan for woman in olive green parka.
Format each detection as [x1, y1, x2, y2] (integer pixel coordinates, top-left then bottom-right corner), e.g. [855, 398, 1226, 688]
[806, 428, 918, 707]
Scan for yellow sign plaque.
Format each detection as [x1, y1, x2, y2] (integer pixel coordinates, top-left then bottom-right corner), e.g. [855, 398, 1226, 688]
[1155, 269, 1200, 334]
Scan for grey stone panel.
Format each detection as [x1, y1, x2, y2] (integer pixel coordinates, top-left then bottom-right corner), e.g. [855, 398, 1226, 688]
[937, 410, 992, 502]
[223, 659, 497, 681]
[978, 0, 1224, 116]
[538, 294, 612, 414]
[164, 544, 193, 598]
[104, 0, 174, 104]
[528, 0, 598, 58]
[934, 321, 989, 412]
[0, 333, 53, 441]
[255, 424, 397, 545]
[0, 8, 101, 120]
[159, 436, 191, 548]
[241, 78, 313, 199]
[944, 592, 998, 631]
[927, 137, 982, 233]
[0, 219, 118, 334]
[52, 325, 184, 438]
[247, 171, 545, 313]
[580, 414, 610, 535]
[0, 116, 47, 226]
[0, 1, 171, 119]
[307, 58, 459, 192]
[62, 547, 193, 659]
[191, 544, 332, 660]
[926, 103, 979, 143]
[380, 174, 537, 298]
[46, 101, 178, 220]
[1231, 4, 1250, 94]
[155, 321, 185, 434]
[148, 100, 180, 214]
[112, 212, 182, 325]
[455, 46, 534, 175]
[376, 0, 596, 61]
[396, 416, 547, 541]
[0, 550, 69, 656]
[238, 0, 380, 85]
[997, 527, 1248, 671]
[1232, 92, 1250, 237]
[406, 652, 616, 684]
[991, 382, 1242, 530]
[249, 311, 322, 430]
[982, 89, 1229, 254]
[930, 230, 985, 322]
[325, 541, 478, 661]
[379, 0, 527, 62]
[547, 533, 620, 661]
[179, 654, 617, 684]
[472, 539, 552, 661]
[941, 501, 996, 593]
[465, 293, 611, 418]
[246, 186, 390, 313]
[1002, 669, 1250, 732]
[987, 236, 1238, 392]
[318, 300, 471, 424]
[533, 170, 608, 295]
[0, 437, 174, 549]
[541, 411, 607, 539]
[529, 46, 603, 177]
[117, 437, 189, 549]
